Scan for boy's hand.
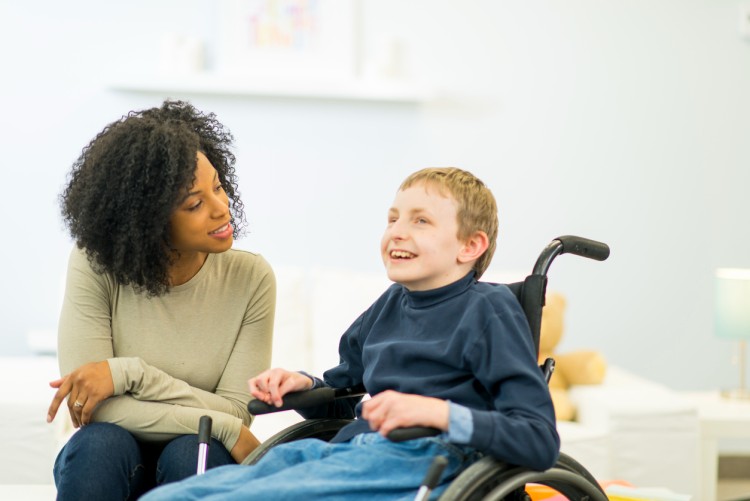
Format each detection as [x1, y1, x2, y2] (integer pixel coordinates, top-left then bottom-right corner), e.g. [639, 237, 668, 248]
[362, 390, 449, 437]
[248, 368, 313, 408]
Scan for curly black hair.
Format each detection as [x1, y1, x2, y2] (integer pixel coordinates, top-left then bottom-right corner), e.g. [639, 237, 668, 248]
[60, 100, 246, 296]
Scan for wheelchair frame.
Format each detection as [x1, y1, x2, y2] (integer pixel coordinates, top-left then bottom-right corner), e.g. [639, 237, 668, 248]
[246, 235, 610, 500]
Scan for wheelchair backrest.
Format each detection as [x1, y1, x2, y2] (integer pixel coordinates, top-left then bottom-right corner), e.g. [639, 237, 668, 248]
[506, 274, 547, 357]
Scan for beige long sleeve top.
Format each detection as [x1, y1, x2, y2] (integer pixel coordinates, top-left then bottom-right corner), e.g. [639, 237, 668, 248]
[57, 246, 275, 452]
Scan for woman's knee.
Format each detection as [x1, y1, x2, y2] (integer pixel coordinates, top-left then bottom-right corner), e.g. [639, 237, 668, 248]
[54, 423, 146, 500]
[56, 423, 140, 467]
[156, 435, 234, 485]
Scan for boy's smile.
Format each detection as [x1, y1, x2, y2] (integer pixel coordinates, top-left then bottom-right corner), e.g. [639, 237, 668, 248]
[381, 182, 474, 291]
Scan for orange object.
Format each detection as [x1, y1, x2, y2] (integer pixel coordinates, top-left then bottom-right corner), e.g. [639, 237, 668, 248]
[525, 479, 634, 500]
[601, 479, 635, 489]
[525, 484, 562, 500]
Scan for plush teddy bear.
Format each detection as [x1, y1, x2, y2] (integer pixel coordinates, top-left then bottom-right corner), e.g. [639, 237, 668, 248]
[539, 292, 607, 421]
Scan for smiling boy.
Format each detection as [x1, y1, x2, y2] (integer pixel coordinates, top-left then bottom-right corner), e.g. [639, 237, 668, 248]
[143, 167, 559, 501]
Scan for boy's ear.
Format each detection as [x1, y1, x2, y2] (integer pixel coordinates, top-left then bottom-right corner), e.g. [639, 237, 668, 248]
[458, 231, 489, 264]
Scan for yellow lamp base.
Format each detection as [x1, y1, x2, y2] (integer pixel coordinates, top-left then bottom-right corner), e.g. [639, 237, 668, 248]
[720, 388, 750, 400]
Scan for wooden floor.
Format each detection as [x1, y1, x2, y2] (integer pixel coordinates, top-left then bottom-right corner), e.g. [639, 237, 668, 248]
[0, 480, 748, 500]
[718, 456, 750, 501]
[719, 479, 750, 501]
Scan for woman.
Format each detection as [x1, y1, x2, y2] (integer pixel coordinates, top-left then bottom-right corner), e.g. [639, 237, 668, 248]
[46, 100, 275, 500]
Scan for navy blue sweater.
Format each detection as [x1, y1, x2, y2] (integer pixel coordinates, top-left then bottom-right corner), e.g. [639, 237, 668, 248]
[300, 272, 560, 471]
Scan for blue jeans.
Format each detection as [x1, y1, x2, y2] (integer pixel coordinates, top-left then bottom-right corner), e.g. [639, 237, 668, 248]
[54, 422, 234, 501]
[141, 432, 482, 501]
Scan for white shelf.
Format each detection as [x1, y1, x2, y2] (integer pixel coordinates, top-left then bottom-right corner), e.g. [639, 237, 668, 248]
[108, 73, 435, 103]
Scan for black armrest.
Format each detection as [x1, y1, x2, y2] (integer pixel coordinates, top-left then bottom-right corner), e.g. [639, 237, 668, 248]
[387, 426, 441, 442]
[248, 385, 366, 415]
[247, 385, 441, 443]
[248, 388, 335, 415]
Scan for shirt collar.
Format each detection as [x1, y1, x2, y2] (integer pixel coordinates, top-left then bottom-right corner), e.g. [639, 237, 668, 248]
[402, 271, 476, 308]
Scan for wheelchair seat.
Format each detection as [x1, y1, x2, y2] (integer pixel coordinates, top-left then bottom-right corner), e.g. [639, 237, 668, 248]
[247, 236, 610, 500]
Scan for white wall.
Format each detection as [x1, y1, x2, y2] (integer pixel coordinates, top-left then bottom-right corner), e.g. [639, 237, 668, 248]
[1, 0, 749, 391]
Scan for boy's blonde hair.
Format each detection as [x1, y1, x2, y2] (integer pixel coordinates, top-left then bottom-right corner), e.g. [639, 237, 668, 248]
[399, 167, 498, 278]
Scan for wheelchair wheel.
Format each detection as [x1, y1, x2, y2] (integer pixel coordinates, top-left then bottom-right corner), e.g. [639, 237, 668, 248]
[481, 467, 609, 501]
[243, 418, 352, 465]
[439, 452, 606, 501]
[439, 456, 511, 501]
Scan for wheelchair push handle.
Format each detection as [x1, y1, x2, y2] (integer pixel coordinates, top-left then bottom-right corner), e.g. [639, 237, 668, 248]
[197, 415, 212, 475]
[533, 235, 610, 276]
[556, 235, 610, 261]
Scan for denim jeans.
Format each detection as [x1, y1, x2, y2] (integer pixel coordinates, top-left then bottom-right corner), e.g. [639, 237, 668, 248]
[54, 422, 234, 501]
[141, 432, 482, 501]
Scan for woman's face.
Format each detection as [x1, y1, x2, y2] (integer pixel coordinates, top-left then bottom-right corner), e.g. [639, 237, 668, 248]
[169, 151, 233, 259]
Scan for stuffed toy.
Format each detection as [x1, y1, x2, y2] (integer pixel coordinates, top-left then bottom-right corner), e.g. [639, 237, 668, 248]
[539, 292, 607, 421]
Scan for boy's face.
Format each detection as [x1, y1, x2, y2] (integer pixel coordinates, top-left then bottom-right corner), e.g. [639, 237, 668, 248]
[381, 182, 471, 291]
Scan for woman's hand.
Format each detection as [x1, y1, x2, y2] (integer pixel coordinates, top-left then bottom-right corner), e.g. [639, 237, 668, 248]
[361, 390, 449, 437]
[230, 426, 261, 464]
[47, 361, 114, 428]
[248, 368, 313, 408]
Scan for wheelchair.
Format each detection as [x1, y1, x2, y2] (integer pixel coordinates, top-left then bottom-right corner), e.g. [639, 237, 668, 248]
[246, 235, 611, 501]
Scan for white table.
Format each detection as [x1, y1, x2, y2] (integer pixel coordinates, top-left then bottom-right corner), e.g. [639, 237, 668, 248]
[681, 392, 750, 501]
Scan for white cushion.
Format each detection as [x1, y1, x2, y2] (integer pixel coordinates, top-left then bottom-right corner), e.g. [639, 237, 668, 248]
[556, 420, 611, 481]
[568, 366, 700, 496]
[307, 267, 391, 376]
[0, 357, 72, 485]
[270, 266, 313, 371]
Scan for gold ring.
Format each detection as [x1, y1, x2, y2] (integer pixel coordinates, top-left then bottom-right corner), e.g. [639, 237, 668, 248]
[74, 400, 83, 408]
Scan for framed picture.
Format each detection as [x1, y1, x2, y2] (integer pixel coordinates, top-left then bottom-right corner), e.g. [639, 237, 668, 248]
[216, 0, 360, 80]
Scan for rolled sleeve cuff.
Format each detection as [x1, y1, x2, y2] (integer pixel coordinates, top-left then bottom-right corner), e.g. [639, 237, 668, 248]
[447, 401, 473, 444]
[297, 371, 324, 390]
[107, 358, 128, 396]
